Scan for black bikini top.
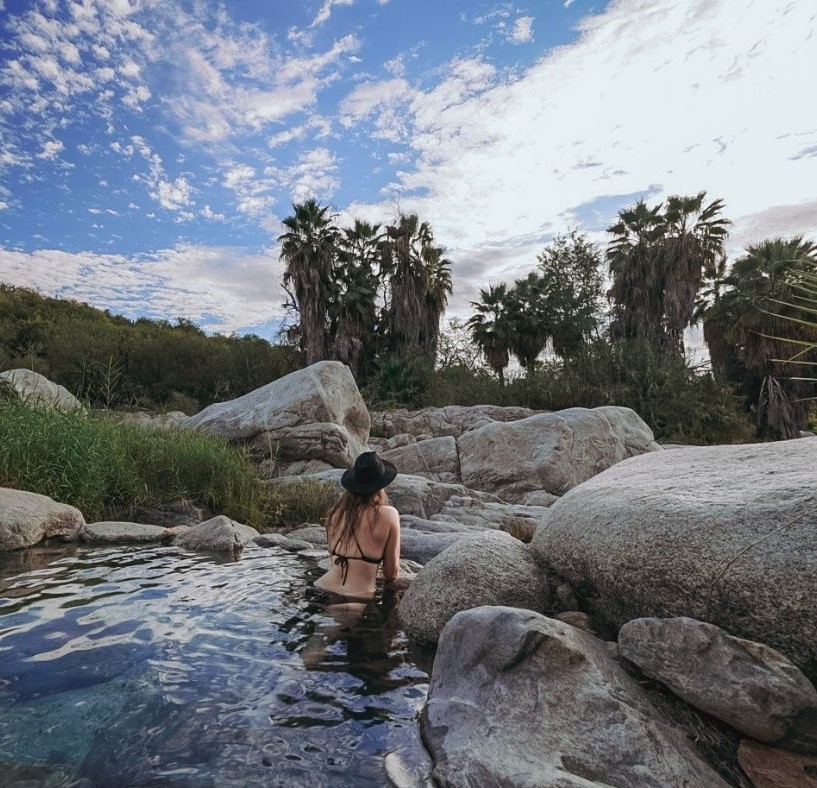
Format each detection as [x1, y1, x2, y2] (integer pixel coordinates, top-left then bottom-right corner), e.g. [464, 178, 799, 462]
[330, 528, 382, 585]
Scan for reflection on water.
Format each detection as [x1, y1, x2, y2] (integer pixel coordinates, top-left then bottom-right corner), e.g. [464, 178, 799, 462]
[0, 544, 433, 787]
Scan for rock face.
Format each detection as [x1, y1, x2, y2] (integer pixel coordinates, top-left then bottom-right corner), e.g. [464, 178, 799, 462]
[82, 521, 170, 544]
[380, 436, 460, 483]
[0, 369, 83, 412]
[185, 361, 370, 467]
[0, 487, 85, 551]
[531, 439, 817, 679]
[398, 531, 550, 644]
[422, 606, 729, 788]
[619, 617, 817, 751]
[458, 406, 661, 502]
[370, 404, 535, 438]
[174, 515, 259, 553]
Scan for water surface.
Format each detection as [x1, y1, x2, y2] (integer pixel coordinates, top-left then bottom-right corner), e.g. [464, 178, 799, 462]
[0, 543, 433, 787]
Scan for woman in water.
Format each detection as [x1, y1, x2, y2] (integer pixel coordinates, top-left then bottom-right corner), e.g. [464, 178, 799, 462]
[314, 451, 401, 602]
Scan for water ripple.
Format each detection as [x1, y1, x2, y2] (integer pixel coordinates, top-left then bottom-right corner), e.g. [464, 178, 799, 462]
[0, 543, 433, 787]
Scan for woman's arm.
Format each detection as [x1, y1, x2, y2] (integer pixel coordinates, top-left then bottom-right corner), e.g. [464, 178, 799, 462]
[380, 507, 401, 581]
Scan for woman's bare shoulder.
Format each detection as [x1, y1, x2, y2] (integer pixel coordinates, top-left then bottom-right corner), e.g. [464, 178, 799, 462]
[379, 504, 400, 522]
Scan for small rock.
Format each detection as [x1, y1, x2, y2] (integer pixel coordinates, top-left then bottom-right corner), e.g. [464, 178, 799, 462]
[0, 487, 85, 551]
[174, 515, 259, 554]
[737, 739, 817, 788]
[82, 521, 169, 544]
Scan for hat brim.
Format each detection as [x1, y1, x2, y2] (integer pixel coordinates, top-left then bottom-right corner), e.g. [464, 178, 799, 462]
[340, 459, 397, 495]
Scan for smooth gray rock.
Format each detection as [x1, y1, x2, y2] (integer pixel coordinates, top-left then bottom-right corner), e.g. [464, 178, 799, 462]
[431, 495, 550, 541]
[0, 369, 83, 412]
[458, 406, 661, 502]
[423, 606, 729, 788]
[254, 533, 313, 552]
[399, 529, 466, 565]
[399, 531, 549, 644]
[380, 436, 460, 483]
[186, 361, 370, 467]
[619, 617, 817, 752]
[174, 515, 259, 553]
[0, 487, 85, 551]
[531, 439, 817, 679]
[82, 521, 169, 544]
[370, 404, 535, 439]
[285, 525, 327, 545]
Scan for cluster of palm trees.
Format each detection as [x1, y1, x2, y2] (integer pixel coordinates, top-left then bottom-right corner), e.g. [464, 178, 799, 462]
[465, 191, 817, 439]
[279, 200, 453, 380]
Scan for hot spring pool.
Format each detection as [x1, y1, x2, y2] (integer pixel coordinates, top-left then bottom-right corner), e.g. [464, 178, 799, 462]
[0, 543, 433, 787]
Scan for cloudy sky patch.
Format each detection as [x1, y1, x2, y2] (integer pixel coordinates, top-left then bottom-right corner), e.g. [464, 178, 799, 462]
[0, 0, 815, 336]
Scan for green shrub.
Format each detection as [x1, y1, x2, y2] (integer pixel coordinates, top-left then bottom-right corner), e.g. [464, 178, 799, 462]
[0, 399, 273, 526]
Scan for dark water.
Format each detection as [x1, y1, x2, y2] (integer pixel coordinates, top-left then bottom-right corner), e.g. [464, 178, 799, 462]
[0, 544, 434, 787]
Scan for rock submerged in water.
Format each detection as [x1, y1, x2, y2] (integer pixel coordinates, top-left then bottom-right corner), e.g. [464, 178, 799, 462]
[174, 515, 259, 554]
[422, 606, 730, 788]
[0, 487, 85, 551]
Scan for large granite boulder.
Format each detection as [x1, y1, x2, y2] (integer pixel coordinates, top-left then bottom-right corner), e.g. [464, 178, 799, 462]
[370, 404, 535, 439]
[458, 405, 660, 502]
[619, 617, 817, 752]
[531, 439, 817, 679]
[431, 495, 551, 541]
[398, 531, 549, 644]
[185, 361, 370, 468]
[422, 606, 729, 788]
[174, 515, 259, 554]
[0, 369, 83, 412]
[379, 436, 460, 483]
[0, 487, 85, 550]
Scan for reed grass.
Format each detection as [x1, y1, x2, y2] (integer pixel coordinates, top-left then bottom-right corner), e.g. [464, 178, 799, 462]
[0, 398, 333, 529]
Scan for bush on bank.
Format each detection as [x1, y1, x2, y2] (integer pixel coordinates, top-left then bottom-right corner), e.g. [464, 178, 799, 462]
[0, 399, 334, 530]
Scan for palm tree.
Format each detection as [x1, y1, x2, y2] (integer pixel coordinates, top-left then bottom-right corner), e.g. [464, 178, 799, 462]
[383, 213, 433, 356]
[606, 200, 665, 343]
[506, 272, 551, 376]
[661, 193, 730, 352]
[467, 283, 512, 385]
[423, 243, 453, 360]
[332, 220, 383, 378]
[607, 193, 729, 354]
[278, 200, 340, 365]
[703, 237, 817, 439]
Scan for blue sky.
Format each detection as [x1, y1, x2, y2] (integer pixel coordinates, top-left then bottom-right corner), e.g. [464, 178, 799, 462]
[1, 0, 816, 338]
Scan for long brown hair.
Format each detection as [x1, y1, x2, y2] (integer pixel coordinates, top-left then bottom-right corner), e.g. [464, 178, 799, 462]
[324, 488, 389, 551]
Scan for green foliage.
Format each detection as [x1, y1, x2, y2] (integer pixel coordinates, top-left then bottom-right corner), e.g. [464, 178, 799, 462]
[0, 284, 301, 412]
[0, 398, 273, 526]
[273, 478, 338, 530]
[363, 353, 435, 408]
[702, 237, 817, 438]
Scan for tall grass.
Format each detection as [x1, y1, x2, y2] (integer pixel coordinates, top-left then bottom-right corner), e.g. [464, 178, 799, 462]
[0, 398, 334, 528]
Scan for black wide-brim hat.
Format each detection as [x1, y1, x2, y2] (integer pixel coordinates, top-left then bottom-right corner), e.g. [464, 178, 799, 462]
[341, 451, 397, 495]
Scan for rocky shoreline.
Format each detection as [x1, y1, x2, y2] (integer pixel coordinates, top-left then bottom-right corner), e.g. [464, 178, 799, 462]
[1, 361, 816, 787]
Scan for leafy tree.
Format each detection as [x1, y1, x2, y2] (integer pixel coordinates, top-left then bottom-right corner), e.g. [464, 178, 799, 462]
[505, 272, 552, 376]
[607, 192, 729, 353]
[703, 237, 817, 439]
[467, 283, 512, 385]
[279, 199, 340, 365]
[536, 230, 604, 359]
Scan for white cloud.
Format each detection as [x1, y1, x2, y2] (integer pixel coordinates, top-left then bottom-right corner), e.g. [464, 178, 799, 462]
[0, 245, 286, 335]
[564, 0, 576, 8]
[37, 139, 64, 159]
[310, 0, 355, 28]
[346, 0, 817, 319]
[267, 147, 340, 203]
[509, 16, 534, 44]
